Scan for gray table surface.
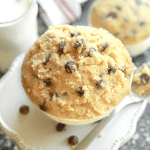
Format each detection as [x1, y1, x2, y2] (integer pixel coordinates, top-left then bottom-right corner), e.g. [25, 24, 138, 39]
[0, 0, 150, 149]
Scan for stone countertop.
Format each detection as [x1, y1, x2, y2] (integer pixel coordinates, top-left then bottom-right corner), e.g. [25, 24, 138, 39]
[0, 0, 150, 149]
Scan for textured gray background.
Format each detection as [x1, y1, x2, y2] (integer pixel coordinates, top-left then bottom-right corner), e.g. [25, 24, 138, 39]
[0, 0, 150, 149]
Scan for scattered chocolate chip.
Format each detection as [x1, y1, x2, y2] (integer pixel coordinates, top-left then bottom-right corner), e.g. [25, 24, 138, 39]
[68, 136, 79, 145]
[140, 74, 149, 84]
[58, 41, 66, 55]
[76, 87, 84, 97]
[70, 32, 80, 37]
[96, 80, 104, 89]
[34, 75, 38, 78]
[116, 5, 122, 10]
[65, 61, 77, 73]
[139, 21, 146, 27]
[43, 54, 51, 65]
[88, 47, 97, 57]
[40, 103, 47, 111]
[19, 105, 29, 115]
[102, 43, 109, 52]
[56, 123, 66, 132]
[44, 78, 53, 87]
[107, 12, 117, 18]
[73, 39, 85, 49]
[108, 67, 116, 74]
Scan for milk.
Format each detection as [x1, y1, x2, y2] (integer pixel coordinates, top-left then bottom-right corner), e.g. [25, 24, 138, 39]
[0, 0, 31, 23]
[0, 0, 38, 72]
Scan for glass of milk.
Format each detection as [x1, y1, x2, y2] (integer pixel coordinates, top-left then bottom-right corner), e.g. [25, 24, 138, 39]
[0, 0, 38, 72]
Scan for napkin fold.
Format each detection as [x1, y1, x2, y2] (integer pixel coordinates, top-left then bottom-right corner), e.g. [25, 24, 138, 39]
[38, 0, 82, 26]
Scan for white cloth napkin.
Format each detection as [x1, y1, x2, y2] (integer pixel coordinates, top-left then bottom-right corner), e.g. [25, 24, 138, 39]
[38, 0, 83, 26]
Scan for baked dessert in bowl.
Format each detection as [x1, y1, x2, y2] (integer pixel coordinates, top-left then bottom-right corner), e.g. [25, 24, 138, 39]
[21, 25, 134, 125]
[89, 0, 150, 57]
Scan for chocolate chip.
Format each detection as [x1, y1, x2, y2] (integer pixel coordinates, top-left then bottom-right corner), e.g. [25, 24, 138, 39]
[50, 93, 54, 100]
[107, 12, 117, 18]
[76, 87, 84, 97]
[88, 47, 97, 57]
[58, 41, 66, 55]
[139, 21, 146, 27]
[116, 5, 122, 10]
[73, 39, 85, 49]
[108, 67, 116, 74]
[96, 80, 104, 89]
[40, 103, 47, 111]
[68, 136, 79, 145]
[70, 32, 80, 37]
[65, 61, 77, 73]
[43, 54, 51, 65]
[63, 92, 67, 96]
[34, 75, 38, 78]
[44, 78, 53, 87]
[102, 43, 109, 52]
[56, 123, 66, 132]
[19, 105, 29, 115]
[140, 74, 149, 84]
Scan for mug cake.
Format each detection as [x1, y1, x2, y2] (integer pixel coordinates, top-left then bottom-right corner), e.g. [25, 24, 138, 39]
[21, 25, 133, 124]
[89, 0, 150, 57]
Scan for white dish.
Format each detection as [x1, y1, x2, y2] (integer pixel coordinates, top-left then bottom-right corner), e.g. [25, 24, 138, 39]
[0, 54, 147, 150]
